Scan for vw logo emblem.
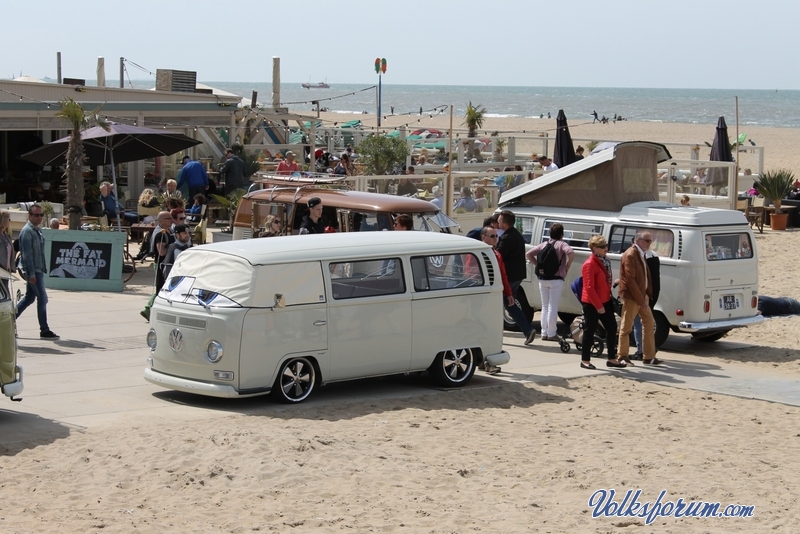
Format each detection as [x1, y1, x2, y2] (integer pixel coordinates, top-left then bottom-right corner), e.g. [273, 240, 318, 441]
[169, 329, 184, 352]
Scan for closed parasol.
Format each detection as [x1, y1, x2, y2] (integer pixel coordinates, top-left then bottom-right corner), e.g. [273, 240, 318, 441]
[552, 109, 577, 169]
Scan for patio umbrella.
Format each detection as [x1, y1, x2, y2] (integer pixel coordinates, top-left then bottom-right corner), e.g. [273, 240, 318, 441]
[20, 123, 201, 231]
[552, 109, 577, 169]
[708, 116, 734, 192]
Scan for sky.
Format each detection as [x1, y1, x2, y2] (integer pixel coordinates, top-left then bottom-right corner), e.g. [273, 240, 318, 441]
[3, 0, 798, 90]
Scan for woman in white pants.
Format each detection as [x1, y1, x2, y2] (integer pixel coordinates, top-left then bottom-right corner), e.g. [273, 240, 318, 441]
[526, 223, 574, 340]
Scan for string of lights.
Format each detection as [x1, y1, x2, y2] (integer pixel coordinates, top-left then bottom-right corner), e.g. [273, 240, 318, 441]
[280, 85, 377, 106]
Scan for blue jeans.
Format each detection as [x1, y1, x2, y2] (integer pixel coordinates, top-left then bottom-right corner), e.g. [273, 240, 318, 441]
[633, 315, 643, 354]
[16, 273, 51, 334]
[505, 280, 534, 337]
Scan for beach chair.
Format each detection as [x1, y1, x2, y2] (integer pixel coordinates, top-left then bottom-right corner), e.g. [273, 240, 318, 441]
[735, 198, 749, 213]
[138, 204, 161, 222]
[746, 197, 765, 233]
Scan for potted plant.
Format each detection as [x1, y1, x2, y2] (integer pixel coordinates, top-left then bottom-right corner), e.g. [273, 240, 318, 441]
[210, 188, 246, 240]
[754, 169, 795, 230]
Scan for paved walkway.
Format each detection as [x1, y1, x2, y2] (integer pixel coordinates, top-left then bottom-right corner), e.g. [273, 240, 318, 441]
[4, 265, 798, 442]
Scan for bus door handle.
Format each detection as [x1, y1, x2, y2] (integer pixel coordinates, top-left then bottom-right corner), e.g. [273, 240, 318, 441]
[313, 320, 327, 326]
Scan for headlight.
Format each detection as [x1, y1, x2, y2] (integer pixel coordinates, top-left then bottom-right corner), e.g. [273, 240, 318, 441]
[147, 329, 157, 350]
[206, 340, 223, 363]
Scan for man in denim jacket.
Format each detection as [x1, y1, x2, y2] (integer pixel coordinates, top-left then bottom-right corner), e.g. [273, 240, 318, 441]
[16, 204, 59, 340]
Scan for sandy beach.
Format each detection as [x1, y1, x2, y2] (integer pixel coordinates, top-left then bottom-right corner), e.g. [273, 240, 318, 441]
[2, 118, 800, 532]
[320, 111, 800, 173]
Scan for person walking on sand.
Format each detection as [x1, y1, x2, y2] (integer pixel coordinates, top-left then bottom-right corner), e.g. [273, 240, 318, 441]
[16, 204, 59, 340]
[579, 235, 625, 369]
[631, 245, 661, 360]
[526, 223, 574, 342]
[617, 231, 661, 365]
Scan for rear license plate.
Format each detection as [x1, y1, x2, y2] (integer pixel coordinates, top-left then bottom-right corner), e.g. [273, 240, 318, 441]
[721, 295, 739, 310]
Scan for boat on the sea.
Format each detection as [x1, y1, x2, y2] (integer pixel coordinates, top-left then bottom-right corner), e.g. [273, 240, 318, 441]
[302, 81, 330, 89]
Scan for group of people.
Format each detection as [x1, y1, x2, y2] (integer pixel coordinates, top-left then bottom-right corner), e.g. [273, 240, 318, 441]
[465, 212, 662, 373]
[577, 231, 662, 369]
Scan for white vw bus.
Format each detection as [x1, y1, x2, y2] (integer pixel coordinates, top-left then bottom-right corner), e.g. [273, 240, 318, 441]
[502, 202, 763, 346]
[144, 232, 509, 402]
[498, 141, 763, 346]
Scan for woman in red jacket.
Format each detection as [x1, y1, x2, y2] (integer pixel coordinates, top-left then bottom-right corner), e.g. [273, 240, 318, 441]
[580, 235, 626, 369]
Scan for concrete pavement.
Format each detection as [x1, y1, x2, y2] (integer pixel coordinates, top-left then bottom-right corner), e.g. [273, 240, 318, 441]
[4, 262, 798, 443]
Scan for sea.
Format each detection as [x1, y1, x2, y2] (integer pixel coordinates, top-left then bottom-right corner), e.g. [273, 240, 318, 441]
[127, 80, 800, 129]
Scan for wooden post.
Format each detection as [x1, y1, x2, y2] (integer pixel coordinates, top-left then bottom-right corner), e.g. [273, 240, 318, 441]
[445, 105, 454, 218]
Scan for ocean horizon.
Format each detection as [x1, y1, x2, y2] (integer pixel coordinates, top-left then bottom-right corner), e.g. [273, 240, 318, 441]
[47, 78, 800, 129]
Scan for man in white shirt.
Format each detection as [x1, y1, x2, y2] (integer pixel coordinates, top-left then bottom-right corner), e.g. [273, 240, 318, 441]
[538, 156, 558, 172]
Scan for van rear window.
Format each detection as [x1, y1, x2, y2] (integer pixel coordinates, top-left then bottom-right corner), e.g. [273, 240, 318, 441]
[705, 233, 753, 261]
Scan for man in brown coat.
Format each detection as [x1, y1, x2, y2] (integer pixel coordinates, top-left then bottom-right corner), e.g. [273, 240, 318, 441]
[617, 231, 661, 365]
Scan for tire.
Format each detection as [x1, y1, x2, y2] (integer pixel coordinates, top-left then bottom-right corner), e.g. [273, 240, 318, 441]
[429, 348, 476, 387]
[272, 357, 317, 403]
[503, 289, 534, 332]
[590, 337, 605, 356]
[576, 338, 604, 355]
[691, 330, 731, 343]
[654, 312, 671, 348]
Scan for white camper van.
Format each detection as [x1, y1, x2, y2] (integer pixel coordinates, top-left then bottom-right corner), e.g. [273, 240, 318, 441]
[498, 142, 763, 346]
[144, 232, 509, 402]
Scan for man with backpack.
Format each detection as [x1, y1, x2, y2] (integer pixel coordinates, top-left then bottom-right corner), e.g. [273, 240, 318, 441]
[526, 223, 574, 341]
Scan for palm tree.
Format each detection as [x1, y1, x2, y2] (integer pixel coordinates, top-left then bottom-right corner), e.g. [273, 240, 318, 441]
[463, 101, 486, 160]
[55, 98, 108, 229]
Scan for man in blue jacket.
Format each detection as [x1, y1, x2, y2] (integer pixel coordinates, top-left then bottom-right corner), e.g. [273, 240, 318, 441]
[16, 204, 59, 340]
[176, 156, 209, 200]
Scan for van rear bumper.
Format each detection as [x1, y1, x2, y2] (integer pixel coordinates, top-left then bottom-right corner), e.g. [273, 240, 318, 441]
[678, 315, 764, 333]
[485, 350, 510, 366]
[144, 368, 267, 399]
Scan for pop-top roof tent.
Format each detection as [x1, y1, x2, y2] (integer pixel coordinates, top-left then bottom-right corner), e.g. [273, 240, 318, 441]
[499, 141, 672, 212]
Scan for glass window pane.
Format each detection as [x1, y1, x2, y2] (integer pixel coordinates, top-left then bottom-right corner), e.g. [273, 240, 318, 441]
[705, 233, 752, 261]
[329, 259, 406, 299]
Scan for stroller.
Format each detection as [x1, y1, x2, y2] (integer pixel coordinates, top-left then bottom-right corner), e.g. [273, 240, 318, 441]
[556, 277, 613, 356]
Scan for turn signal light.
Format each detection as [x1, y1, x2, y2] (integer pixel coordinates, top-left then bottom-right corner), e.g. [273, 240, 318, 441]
[703, 300, 710, 313]
[676, 309, 684, 316]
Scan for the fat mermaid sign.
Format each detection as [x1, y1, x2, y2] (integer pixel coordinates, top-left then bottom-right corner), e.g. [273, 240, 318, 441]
[48, 240, 112, 279]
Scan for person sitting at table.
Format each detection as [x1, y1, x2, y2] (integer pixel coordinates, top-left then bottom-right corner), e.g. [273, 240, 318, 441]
[164, 196, 185, 211]
[48, 218, 60, 230]
[453, 187, 477, 212]
[100, 182, 137, 225]
[396, 176, 418, 197]
[139, 188, 160, 208]
[186, 194, 206, 224]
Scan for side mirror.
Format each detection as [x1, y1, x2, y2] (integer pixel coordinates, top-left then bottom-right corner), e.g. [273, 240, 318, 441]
[274, 293, 286, 309]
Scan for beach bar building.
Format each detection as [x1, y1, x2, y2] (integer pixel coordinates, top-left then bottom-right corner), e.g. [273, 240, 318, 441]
[0, 78, 244, 204]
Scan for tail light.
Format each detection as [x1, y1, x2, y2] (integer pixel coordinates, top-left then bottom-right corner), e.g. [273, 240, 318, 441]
[751, 296, 758, 308]
[703, 300, 710, 313]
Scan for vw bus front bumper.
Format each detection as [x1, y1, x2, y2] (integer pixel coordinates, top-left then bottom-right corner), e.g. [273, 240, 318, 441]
[1, 365, 23, 399]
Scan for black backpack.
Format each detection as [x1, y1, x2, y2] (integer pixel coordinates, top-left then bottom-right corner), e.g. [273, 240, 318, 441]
[535, 241, 561, 280]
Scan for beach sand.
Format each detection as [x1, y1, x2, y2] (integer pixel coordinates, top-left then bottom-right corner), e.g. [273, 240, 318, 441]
[2, 118, 800, 532]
